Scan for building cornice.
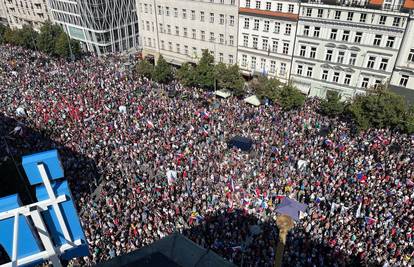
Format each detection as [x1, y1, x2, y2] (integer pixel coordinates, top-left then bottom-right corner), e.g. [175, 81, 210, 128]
[239, 8, 299, 22]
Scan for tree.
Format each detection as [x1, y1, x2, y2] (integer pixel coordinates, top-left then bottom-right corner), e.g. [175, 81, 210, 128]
[3, 28, 20, 45]
[37, 21, 63, 55]
[19, 25, 38, 50]
[153, 55, 173, 84]
[215, 63, 245, 96]
[0, 24, 7, 44]
[54, 31, 81, 59]
[319, 91, 345, 117]
[276, 84, 305, 111]
[135, 59, 154, 79]
[177, 62, 196, 87]
[194, 49, 216, 89]
[251, 76, 282, 102]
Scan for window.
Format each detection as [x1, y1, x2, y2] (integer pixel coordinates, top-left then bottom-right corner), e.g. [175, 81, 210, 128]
[253, 37, 258, 49]
[322, 70, 328, 80]
[229, 35, 234, 46]
[386, 36, 395, 48]
[260, 58, 266, 70]
[219, 34, 224, 44]
[220, 14, 224, 24]
[175, 26, 179, 35]
[159, 23, 164, 33]
[230, 16, 234, 26]
[280, 63, 286, 76]
[256, 1, 261, 9]
[176, 44, 180, 53]
[349, 53, 357, 65]
[262, 39, 268, 50]
[362, 77, 369, 88]
[341, 30, 349, 41]
[317, 9, 323, 18]
[266, 2, 271, 10]
[246, 0, 250, 8]
[200, 11, 205, 22]
[201, 31, 205, 40]
[367, 56, 376, 69]
[310, 47, 316, 58]
[330, 29, 337, 40]
[355, 32, 362, 43]
[182, 9, 187, 19]
[191, 10, 195, 20]
[157, 6, 162, 15]
[251, 56, 256, 69]
[242, 54, 247, 67]
[283, 43, 289, 54]
[304, 25, 310, 36]
[297, 65, 303, 75]
[144, 4, 148, 13]
[243, 35, 248, 46]
[272, 40, 278, 52]
[347, 12, 354, 21]
[338, 51, 345, 63]
[270, 60, 276, 73]
[174, 8, 178, 17]
[229, 55, 234, 64]
[300, 45, 306, 57]
[379, 58, 388, 71]
[210, 32, 215, 42]
[335, 11, 341, 19]
[254, 19, 259, 30]
[168, 42, 172, 51]
[184, 45, 188, 55]
[183, 27, 188, 37]
[274, 22, 280, 33]
[373, 35, 382, 46]
[210, 13, 214, 23]
[360, 13, 367, 23]
[192, 47, 197, 56]
[244, 18, 250, 29]
[264, 21, 270, 32]
[288, 4, 294, 13]
[307, 66, 313, 77]
[219, 53, 223, 63]
[285, 24, 291, 35]
[379, 15, 386, 25]
[333, 72, 340, 83]
[192, 29, 196, 39]
[400, 75, 409, 87]
[160, 40, 165, 50]
[306, 8, 312, 17]
[277, 3, 282, 11]
[314, 27, 320, 37]
[393, 17, 401, 27]
[408, 48, 414, 62]
[344, 74, 351, 85]
[326, 50, 333, 61]
[167, 24, 171, 34]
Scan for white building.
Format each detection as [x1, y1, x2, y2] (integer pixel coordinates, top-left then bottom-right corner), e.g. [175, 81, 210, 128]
[237, 0, 300, 83]
[291, 0, 411, 99]
[137, 0, 239, 65]
[48, 0, 140, 55]
[390, 10, 414, 98]
[0, 0, 7, 25]
[2, 0, 51, 30]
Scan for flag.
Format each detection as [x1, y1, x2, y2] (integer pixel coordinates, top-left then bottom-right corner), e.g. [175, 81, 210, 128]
[324, 139, 333, 146]
[365, 216, 377, 225]
[356, 202, 362, 218]
[200, 111, 210, 119]
[146, 120, 154, 128]
[227, 177, 235, 192]
[231, 246, 242, 251]
[357, 172, 367, 183]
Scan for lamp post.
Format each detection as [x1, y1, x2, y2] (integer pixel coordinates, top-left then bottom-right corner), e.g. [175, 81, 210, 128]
[274, 214, 294, 267]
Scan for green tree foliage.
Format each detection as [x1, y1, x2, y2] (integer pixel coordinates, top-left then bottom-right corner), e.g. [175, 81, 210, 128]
[153, 55, 173, 84]
[276, 84, 305, 111]
[3, 27, 20, 45]
[37, 21, 63, 55]
[135, 59, 154, 79]
[215, 63, 245, 96]
[177, 62, 196, 87]
[251, 76, 282, 102]
[194, 49, 216, 89]
[54, 31, 81, 59]
[319, 91, 345, 117]
[0, 24, 7, 43]
[347, 84, 413, 132]
[19, 25, 38, 50]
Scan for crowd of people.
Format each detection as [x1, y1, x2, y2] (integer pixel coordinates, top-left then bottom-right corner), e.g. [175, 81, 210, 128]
[1, 44, 413, 267]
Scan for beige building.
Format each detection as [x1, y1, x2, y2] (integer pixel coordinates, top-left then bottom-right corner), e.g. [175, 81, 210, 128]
[2, 0, 51, 30]
[0, 0, 7, 24]
[137, 0, 239, 65]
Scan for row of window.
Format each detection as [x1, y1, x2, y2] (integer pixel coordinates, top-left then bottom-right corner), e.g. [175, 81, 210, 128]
[243, 18, 292, 35]
[303, 7, 403, 27]
[302, 26, 397, 49]
[241, 35, 290, 55]
[244, 0, 295, 13]
[240, 54, 288, 76]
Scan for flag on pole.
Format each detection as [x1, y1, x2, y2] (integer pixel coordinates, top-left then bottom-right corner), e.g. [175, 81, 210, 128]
[356, 202, 362, 218]
[365, 216, 377, 225]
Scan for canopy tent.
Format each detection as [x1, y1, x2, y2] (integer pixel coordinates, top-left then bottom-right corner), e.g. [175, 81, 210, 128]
[276, 197, 308, 221]
[214, 90, 232, 99]
[243, 95, 260, 107]
[227, 136, 253, 151]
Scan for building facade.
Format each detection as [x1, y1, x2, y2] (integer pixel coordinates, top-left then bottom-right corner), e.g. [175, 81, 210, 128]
[291, 0, 411, 99]
[2, 0, 51, 30]
[237, 0, 300, 83]
[0, 0, 7, 25]
[137, 0, 239, 65]
[48, 0, 140, 55]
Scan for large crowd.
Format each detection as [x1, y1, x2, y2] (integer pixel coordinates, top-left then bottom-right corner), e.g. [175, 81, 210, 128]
[1, 44, 413, 267]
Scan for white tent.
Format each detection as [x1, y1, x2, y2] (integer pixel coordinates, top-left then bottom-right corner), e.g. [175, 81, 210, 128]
[214, 90, 231, 99]
[243, 95, 261, 106]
